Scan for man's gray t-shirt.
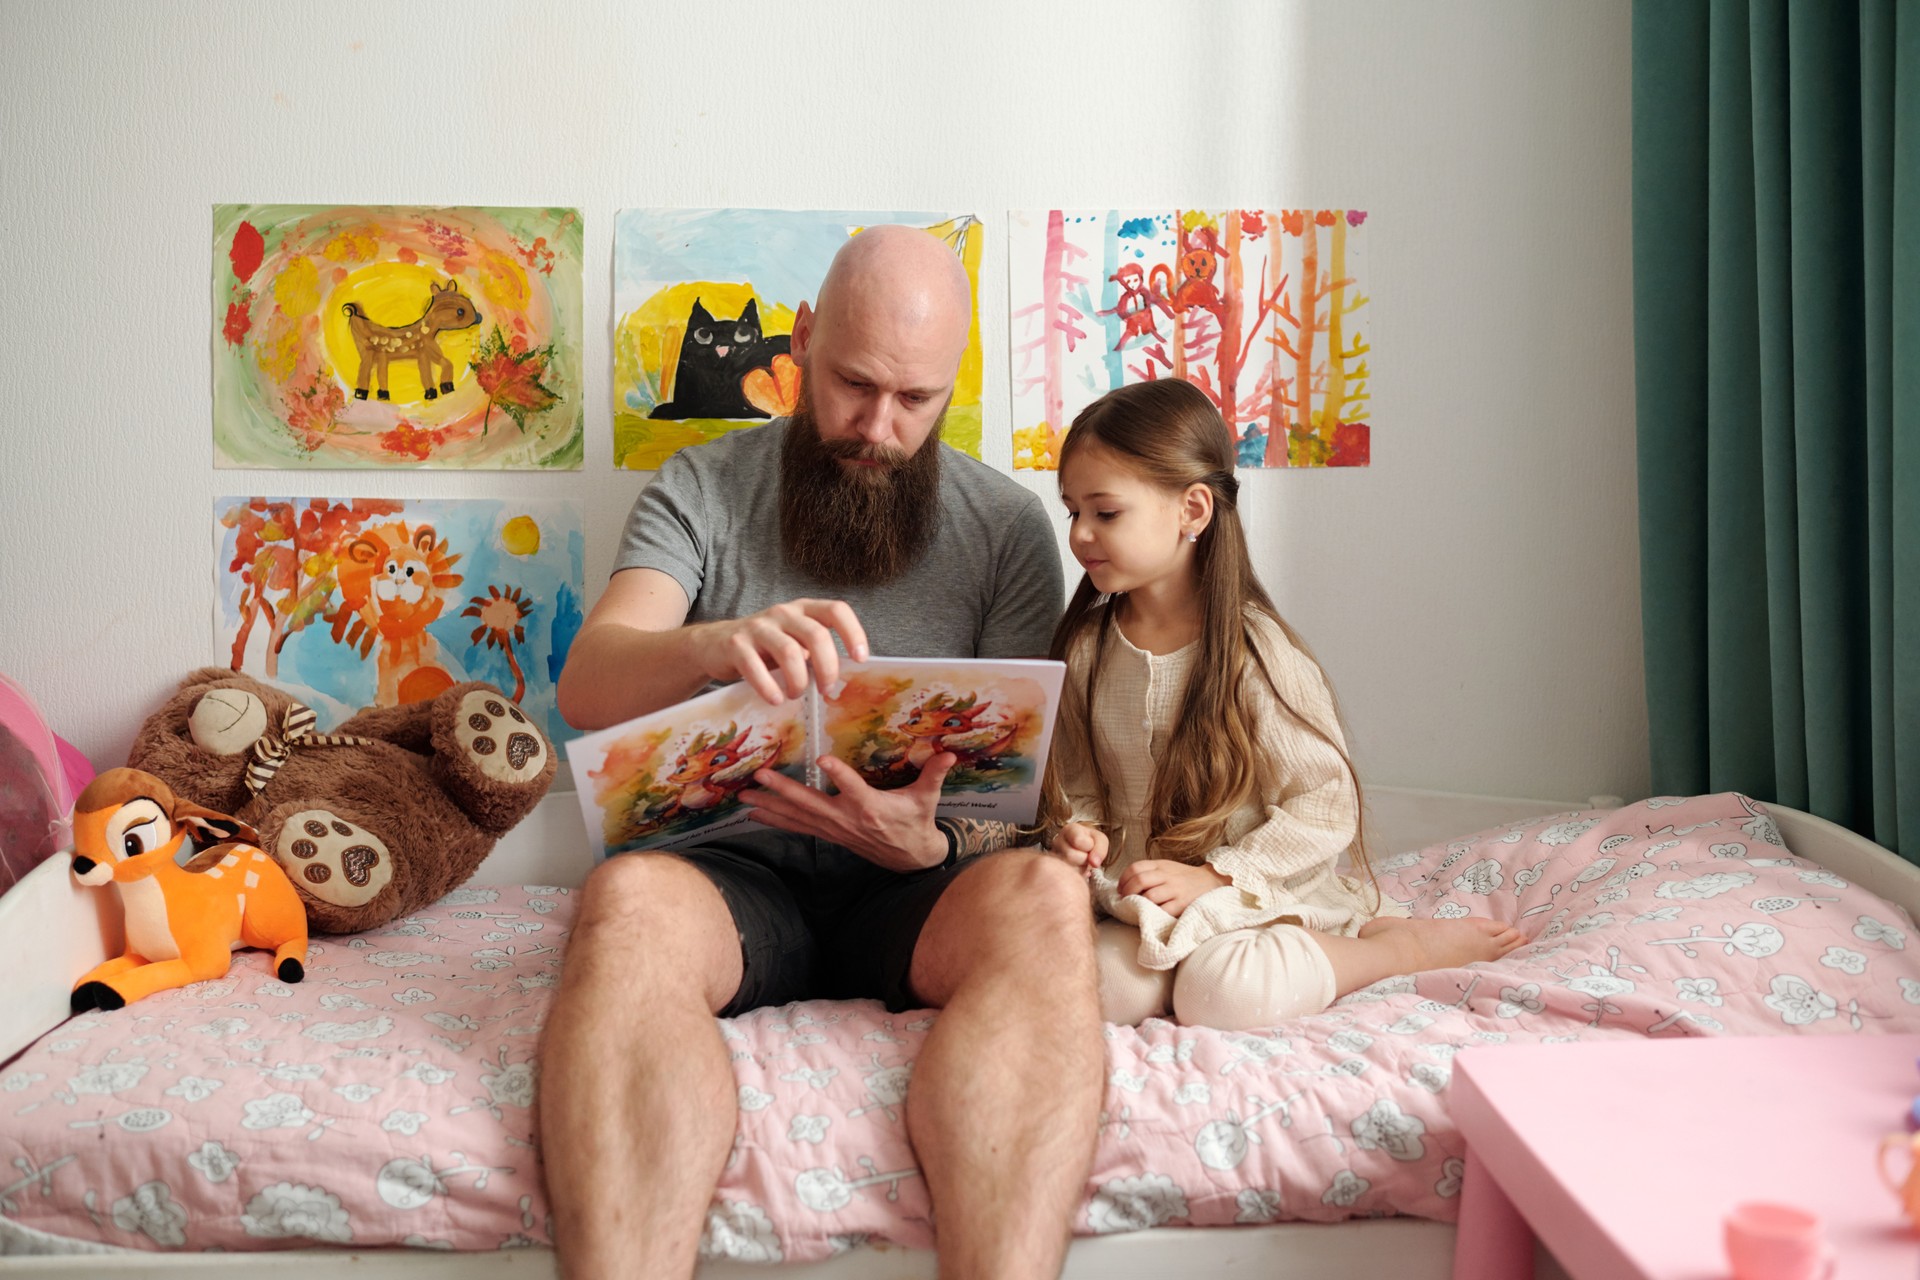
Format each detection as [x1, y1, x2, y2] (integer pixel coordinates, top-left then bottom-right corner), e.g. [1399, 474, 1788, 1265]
[613, 419, 1064, 660]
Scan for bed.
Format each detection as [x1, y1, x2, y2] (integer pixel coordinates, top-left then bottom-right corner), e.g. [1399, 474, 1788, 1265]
[3, 785, 1917, 1279]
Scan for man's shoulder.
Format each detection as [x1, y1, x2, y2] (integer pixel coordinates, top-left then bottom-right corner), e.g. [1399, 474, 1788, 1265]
[937, 444, 1047, 521]
[660, 420, 779, 479]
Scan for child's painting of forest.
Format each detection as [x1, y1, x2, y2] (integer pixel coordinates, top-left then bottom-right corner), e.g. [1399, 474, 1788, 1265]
[821, 664, 1055, 797]
[214, 496, 584, 742]
[572, 683, 808, 856]
[213, 205, 583, 469]
[1009, 209, 1371, 470]
[613, 209, 986, 470]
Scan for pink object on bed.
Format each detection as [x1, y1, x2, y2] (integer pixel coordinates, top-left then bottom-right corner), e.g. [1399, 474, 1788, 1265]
[2, 793, 1917, 1261]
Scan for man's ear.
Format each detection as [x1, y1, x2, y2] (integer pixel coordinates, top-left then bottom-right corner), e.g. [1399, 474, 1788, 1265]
[790, 301, 814, 361]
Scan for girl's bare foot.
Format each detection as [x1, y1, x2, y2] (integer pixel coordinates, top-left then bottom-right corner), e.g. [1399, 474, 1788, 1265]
[1357, 915, 1525, 971]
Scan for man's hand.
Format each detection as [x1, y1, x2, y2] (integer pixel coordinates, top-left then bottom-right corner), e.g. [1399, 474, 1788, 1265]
[691, 599, 870, 705]
[1049, 823, 1108, 879]
[1116, 859, 1232, 918]
[742, 753, 955, 872]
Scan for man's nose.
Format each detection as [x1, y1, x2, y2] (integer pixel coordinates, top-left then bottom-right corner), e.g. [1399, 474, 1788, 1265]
[857, 401, 895, 445]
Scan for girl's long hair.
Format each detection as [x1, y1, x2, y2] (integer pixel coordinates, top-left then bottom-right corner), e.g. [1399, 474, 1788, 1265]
[1039, 379, 1375, 891]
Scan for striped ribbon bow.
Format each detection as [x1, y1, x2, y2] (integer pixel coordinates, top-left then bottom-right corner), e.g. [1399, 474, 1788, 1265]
[244, 703, 379, 796]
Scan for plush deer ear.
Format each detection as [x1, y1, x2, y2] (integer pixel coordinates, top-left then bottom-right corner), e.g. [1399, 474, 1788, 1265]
[169, 797, 260, 848]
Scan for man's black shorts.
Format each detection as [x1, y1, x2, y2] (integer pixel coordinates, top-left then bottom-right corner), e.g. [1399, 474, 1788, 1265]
[667, 829, 974, 1015]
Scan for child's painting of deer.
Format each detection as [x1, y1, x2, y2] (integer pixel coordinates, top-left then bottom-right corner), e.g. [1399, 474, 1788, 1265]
[66, 768, 309, 1012]
[342, 280, 481, 402]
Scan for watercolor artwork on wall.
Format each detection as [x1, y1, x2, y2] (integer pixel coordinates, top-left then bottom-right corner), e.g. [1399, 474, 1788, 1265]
[214, 496, 584, 743]
[213, 205, 583, 470]
[613, 208, 986, 470]
[1009, 209, 1371, 470]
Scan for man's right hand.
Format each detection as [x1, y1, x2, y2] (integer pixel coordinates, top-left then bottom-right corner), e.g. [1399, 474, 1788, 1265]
[1050, 822, 1108, 878]
[692, 598, 871, 704]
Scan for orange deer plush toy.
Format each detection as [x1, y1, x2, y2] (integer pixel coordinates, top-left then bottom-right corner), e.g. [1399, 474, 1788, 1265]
[67, 767, 308, 1013]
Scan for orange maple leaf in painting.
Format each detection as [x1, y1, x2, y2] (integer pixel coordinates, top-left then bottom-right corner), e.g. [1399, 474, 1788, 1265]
[742, 353, 802, 417]
[470, 325, 561, 436]
[379, 420, 451, 460]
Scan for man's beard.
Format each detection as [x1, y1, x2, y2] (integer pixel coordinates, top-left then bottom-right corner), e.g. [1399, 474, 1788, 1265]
[779, 394, 943, 589]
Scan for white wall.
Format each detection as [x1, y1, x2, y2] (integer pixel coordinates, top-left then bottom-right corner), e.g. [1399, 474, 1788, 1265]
[0, 0, 1645, 804]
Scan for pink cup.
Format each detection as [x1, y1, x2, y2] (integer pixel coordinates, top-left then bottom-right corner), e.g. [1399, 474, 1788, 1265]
[1722, 1202, 1834, 1280]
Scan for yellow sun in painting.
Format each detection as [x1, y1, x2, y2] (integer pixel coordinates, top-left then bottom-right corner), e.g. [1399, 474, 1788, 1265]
[321, 262, 483, 405]
[501, 515, 541, 556]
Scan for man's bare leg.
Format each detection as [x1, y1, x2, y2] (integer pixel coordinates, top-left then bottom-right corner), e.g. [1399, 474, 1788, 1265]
[906, 851, 1104, 1280]
[540, 854, 744, 1280]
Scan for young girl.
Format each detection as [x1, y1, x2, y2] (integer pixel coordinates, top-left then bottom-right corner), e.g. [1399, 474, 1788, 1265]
[1041, 379, 1523, 1030]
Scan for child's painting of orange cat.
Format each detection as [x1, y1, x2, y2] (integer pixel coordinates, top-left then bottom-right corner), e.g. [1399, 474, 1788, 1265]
[214, 495, 584, 743]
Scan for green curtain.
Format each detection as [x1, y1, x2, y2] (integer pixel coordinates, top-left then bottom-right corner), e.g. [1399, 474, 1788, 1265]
[1632, 0, 1920, 858]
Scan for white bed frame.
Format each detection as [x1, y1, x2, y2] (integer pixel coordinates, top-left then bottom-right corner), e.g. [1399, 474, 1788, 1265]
[6, 787, 1915, 1279]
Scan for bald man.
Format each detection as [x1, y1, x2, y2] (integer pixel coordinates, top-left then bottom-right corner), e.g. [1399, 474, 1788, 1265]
[543, 226, 1103, 1280]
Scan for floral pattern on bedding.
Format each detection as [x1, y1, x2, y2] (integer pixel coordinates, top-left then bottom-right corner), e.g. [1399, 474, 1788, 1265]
[2, 793, 1918, 1261]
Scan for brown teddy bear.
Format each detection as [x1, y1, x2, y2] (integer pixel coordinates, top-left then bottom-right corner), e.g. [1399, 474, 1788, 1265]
[127, 668, 555, 934]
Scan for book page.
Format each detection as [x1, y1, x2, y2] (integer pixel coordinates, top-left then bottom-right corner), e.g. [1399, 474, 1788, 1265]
[564, 681, 807, 859]
[817, 657, 1066, 826]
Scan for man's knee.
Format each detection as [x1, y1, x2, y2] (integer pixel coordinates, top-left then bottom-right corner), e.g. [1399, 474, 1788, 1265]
[971, 851, 1096, 945]
[578, 853, 705, 933]
[568, 854, 740, 1008]
[913, 853, 1095, 1002]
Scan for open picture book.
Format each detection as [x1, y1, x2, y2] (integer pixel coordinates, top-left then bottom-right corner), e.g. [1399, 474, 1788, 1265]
[564, 656, 1067, 858]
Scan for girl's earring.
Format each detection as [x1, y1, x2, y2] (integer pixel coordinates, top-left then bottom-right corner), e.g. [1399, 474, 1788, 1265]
[1185, 531, 1199, 543]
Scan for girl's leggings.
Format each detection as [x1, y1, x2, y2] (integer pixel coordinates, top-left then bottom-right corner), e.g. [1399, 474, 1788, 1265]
[1094, 917, 1338, 1030]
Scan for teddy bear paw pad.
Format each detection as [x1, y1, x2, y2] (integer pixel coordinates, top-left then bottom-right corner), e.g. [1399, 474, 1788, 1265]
[273, 809, 394, 909]
[453, 690, 546, 783]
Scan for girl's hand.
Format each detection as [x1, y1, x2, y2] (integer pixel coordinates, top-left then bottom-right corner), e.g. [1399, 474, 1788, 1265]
[1117, 860, 1232, 918]
[1050, 822, 1109, 877]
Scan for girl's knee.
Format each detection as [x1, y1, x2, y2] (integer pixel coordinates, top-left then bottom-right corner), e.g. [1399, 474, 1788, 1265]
[1094, 921, 1171, 1025]
[1171, 926, 1336, 1031]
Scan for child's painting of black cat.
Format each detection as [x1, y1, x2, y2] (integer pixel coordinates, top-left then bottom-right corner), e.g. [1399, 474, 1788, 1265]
[649, 298, 790, 420]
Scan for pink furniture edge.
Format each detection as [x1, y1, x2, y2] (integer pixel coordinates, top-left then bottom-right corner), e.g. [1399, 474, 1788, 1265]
[1451, 1033, 1920, 1280]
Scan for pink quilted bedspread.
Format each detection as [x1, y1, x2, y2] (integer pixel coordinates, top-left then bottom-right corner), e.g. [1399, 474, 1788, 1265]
[3, 793, 1918, 1262]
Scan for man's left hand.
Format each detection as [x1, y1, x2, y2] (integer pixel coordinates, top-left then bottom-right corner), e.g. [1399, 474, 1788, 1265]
[742, 753, 955, 872]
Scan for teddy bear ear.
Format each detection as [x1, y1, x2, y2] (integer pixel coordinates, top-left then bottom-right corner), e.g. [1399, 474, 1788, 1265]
[187, 685, 271, 755]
